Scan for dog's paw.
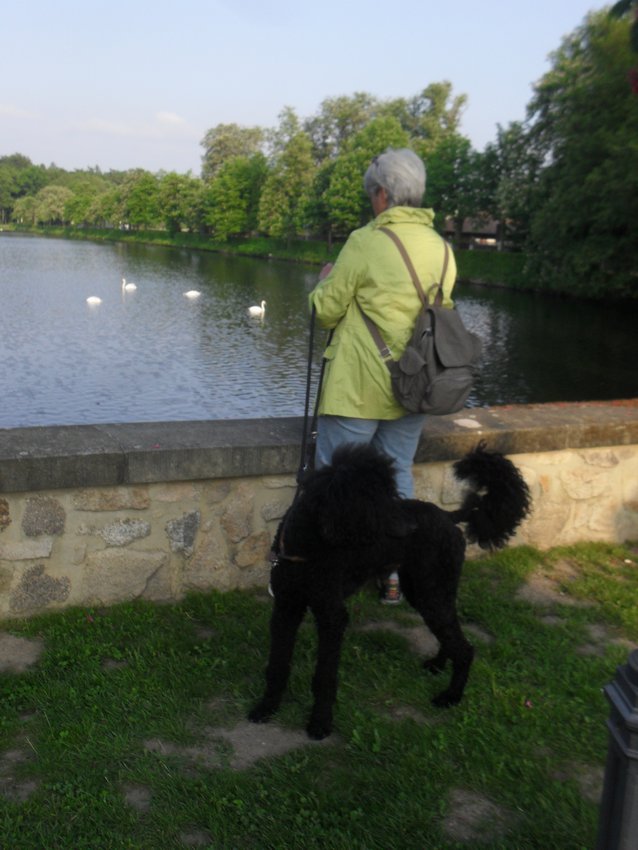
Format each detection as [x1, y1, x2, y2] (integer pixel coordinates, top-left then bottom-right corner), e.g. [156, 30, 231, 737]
[431, 689, 462, 709]
[306, 715, 333, 740]
[248, 701, 276, 724]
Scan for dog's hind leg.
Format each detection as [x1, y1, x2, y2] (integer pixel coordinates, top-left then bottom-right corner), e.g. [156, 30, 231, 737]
[248, 599, 306, 724]
[305, 601, 349, 740]
[414, 600, 474, 708]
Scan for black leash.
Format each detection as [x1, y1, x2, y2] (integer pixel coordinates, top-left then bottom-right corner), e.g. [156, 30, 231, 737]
[270, 306, 330, 574]
[297, 305, 332, 486]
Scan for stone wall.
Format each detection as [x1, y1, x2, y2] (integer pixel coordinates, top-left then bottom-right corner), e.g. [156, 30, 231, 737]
[1, 402, 637, 621]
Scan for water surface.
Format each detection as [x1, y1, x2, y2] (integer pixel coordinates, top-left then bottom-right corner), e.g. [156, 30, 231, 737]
[0, 234, 636, 428]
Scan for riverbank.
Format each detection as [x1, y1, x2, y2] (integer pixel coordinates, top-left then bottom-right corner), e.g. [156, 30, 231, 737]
[7, 225, 530, 289]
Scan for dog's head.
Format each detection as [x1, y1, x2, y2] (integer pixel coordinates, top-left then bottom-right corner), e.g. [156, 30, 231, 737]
[301, 443, 404, 547]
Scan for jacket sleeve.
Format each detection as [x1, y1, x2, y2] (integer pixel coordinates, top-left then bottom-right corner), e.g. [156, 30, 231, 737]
[308, 232, 365, 329]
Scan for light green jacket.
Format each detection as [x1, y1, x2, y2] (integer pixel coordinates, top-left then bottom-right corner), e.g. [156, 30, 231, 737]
[309, 206, 457, 420]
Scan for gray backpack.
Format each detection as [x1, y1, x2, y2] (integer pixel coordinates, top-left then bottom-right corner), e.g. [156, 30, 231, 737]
[359, 227, 482, 416]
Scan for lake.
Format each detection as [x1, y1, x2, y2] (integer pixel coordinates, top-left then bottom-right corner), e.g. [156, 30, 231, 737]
[1, 233, 636, 429]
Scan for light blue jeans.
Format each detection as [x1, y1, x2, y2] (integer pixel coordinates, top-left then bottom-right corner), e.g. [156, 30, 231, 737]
[315, 413, 427, 498]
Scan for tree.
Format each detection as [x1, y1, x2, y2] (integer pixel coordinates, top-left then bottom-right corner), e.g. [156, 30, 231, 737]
[158, 172, 202, 234]
[119, 170, 161, 230]
[477, 122, 544, 248]
[304, 159, 338, 247]
[0, 154, 47, 223]
[382, 82, 467, 157]
[304, 92, 377, 161]
[526, 10, 638, 297]
[33, 185, 74, 225]
[64, 192, 94, 226]
[205, 153, 267, 240]
[610, 0, 638, 52]
[12, 195, 38, 226]
[425, 134, 479, 243]
[200, 123, 264, 181]
[87, 188, 122, 228]
[323, 116, 410, 237]
[258, 109, 316, 244]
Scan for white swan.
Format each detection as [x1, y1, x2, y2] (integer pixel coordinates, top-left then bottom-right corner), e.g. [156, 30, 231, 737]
[122, 278, 137, 292]
[248, 299, 266, 318]
[86, 296, 102, 305]
[183, 290, 201, 299]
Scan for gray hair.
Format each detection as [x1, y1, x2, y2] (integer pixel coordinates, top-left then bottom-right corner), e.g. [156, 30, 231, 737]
[363, 148, 426, 208]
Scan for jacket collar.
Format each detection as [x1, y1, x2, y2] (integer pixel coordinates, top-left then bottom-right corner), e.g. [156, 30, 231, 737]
[373, 206, 435, 228]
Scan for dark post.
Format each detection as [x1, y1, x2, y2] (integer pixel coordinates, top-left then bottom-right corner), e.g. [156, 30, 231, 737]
[596, 649, 638, 850]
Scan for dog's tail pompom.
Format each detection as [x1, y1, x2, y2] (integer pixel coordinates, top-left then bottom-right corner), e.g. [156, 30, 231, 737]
[452, 441, 531, 549]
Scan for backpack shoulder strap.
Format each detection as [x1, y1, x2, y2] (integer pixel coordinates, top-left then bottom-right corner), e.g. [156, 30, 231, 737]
[357, 302, 393, 361]
[379, 226, 449, 307]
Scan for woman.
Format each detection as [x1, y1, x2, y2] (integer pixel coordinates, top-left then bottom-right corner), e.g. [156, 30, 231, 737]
[309, 147, 457, 603]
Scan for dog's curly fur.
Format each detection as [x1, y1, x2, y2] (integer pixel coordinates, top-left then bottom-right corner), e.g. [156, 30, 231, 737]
[249, 441, 531, 740]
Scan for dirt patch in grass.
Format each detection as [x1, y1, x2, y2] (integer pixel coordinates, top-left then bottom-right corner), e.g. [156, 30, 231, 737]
[179, 828, 214, 847]
[0, 745, 38, 803]
[358, 618, 493, 659]
[384, 704, 430, 725]
[0, 632, 44, 673]
[122, 783, 153, 813]
[516, 570, 594, 608]
[102, 657, 129, 671]
[575, 623, 635, 657]
[144, 720, 333, 773]
[357, 620, 439, 657]
[442, 788, 516, 843]
[550, 762, 604, 805]
[538, 612, 635, 654]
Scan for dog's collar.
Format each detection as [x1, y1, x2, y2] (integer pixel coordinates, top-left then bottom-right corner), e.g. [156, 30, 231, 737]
[276, 527, 306, 563]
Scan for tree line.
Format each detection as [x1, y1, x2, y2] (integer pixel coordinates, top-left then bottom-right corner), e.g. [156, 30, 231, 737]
[1, 8, 636, 299]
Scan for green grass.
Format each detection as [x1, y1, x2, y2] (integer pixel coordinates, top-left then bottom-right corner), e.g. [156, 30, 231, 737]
[14, 227, 342, 268]
[455, 249, 529, 288]
[1, 541, 636, 848]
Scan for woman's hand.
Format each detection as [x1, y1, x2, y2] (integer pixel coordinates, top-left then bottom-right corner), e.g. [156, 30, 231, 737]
[319, 263, 333, 281]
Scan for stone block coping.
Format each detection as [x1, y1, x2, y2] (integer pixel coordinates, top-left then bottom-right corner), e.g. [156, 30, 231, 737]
[1, 400, 637, 495]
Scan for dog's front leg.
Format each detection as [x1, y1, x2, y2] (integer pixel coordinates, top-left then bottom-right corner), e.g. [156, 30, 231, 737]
[248, 599, 306, 724]
[306, 602, 349, 740]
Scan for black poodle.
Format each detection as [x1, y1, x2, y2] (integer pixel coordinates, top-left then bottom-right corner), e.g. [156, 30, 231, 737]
[249, 442, 531, 740]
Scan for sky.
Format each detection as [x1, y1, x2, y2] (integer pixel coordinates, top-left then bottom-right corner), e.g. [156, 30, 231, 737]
[1, 0, 603, 176]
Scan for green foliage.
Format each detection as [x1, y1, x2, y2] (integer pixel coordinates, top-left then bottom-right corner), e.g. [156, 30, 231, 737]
[324, 116, 410, 236]
[389, 81, 468, 157]
[204, 153, 267, 240]
[119, 170, 161, 230]
[609, 0, 638, 52]
[526, 10, 638, 297]
[200, 123, 264, 182]
[456, 249, 528, 286]
[304, 92, 377, 161]
[425, 133, 481, 245]
[258, 111, 316, 243]
[157, 172, 203, 234]
[0, 541, 635, 847]
[32, 185, 75, 225]
[479, 122, 544, 248]
[0, 154, 48, 223]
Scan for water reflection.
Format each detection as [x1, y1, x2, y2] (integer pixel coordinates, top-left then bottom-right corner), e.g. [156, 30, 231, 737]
[0, 234, 636, 429]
